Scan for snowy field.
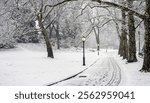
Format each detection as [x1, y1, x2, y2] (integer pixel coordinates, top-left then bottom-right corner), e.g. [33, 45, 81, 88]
[0, 44, 150, 86]
[0, 44, 100, 86]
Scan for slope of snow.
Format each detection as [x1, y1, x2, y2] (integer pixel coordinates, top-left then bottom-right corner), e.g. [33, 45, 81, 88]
[112, 51, 150, 86]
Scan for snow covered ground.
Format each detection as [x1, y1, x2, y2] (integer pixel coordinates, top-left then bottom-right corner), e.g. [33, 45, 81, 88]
[54, 55, 121, 86]
[114, 53, 150, 86]
[0, 44, 100, 86]
[0, 44, 150, 86]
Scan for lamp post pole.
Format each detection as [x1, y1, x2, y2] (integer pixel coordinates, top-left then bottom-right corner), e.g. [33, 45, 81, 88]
[82, 36, 86, 66]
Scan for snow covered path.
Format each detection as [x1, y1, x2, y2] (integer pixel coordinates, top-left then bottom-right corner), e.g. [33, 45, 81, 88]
[52, 55, 122, 86]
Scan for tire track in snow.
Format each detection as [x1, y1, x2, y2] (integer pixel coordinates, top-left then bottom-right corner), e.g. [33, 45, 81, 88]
[81, 57, 121, 86]
[105, 57, 121, 86]
[46, 56, 122, 86]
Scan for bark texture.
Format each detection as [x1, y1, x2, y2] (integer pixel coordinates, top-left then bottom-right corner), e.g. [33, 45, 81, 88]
[140, 0, 150, 72]
[119, 5, 128, 59]
[55, 22, 60, 49]
[127, 0, 137, 62]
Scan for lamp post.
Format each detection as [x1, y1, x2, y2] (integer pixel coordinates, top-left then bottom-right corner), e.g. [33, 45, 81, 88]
[82, 36, 86, 66]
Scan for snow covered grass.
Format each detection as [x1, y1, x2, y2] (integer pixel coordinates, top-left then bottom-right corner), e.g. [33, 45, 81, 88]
[0, 44, 100, 86]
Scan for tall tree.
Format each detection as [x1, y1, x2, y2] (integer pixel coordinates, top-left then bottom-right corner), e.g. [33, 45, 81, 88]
[118, 0, 128, 59]
[127, 0, 137, 62]
[54, 21, 60, 49]
[140, 0, 150, 72]
[35, 0, 54, 58]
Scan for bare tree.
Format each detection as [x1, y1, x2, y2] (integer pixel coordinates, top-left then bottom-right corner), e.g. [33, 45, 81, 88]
[31, 0, 54, 58]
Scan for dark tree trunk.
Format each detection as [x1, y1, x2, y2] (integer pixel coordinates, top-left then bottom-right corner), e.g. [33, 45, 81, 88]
[119, 8, 128, 59]
[56, 22, 60, 49]
[127, 0, 137, 63]
[122, 31, 128, 60]
[140, 0, 150, 72]
[97, 28, 100, 55]
[118, 35, 122, 55]
[49, 25, 53, 39]
[93, 26, 100, 54]
[119, 35, 123, 56]
[42, 26, 54, 58]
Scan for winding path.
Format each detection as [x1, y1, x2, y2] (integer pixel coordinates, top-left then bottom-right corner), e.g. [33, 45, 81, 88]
[47, 55, 122, 86]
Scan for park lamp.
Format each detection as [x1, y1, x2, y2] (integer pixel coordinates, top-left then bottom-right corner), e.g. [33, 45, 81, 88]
[82, 36, 86, 66]
[82, 36, 86, 41]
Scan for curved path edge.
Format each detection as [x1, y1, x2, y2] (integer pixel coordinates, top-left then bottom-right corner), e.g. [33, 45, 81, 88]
[45, 58, 100, 86]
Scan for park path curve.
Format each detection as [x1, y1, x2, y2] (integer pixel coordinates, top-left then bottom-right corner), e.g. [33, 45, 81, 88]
[48, 55, 122, 86]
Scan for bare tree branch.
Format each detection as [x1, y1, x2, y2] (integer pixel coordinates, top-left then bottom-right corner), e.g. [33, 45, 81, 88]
[92, 0, 146, 19]
[135, 20, 144, 29]
[44, 0, 77, 11]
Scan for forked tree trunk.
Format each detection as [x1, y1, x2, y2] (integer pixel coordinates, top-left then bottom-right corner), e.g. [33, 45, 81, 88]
[127, 0, 137, 63]
[37, 15, 54, 58]
[140, 0, 150, 72]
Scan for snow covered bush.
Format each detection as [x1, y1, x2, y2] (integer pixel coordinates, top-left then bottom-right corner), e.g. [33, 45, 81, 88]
[0, 33, 16, 49]
[13, 21, 40, 43]
[0, 14, 16, 49]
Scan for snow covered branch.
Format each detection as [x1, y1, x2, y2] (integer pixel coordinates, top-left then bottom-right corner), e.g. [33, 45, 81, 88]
[91, 0, 146, 20]
[44, 0, 77, 11]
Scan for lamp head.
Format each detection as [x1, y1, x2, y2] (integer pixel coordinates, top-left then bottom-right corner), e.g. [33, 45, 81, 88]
[82, 36, 86, 41]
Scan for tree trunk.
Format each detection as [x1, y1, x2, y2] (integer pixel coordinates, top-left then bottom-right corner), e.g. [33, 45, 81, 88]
[114, 18, 122, 55]
[97, 28, 100, 55]
[42, 26, 54, 58]
[119, 8, 128, 59]
[127, 0, 137, 63]
[37, 15, 54, 58]
[140, 0, 150, 72]
[56, 22, 60, 49]
[49, 25, 53, 39]
[119, 34, 123, 56]
[93, 26, 100, 54]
